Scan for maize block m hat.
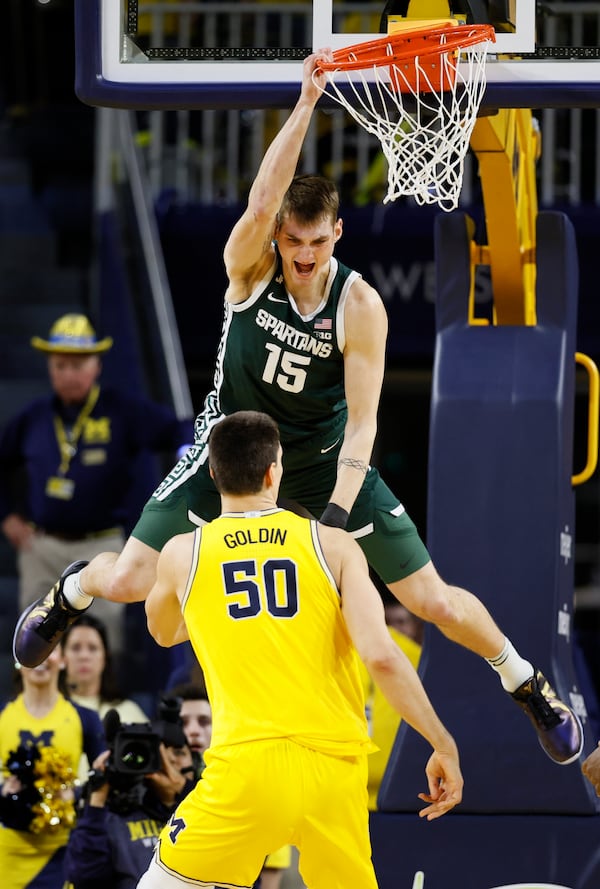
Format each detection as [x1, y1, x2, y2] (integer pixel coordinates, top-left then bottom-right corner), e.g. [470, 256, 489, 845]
[31, 314, 113, 355]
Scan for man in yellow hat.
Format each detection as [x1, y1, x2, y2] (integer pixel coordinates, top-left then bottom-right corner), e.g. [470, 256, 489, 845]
[0, 313, 192, 656]
[29, 313, 114, 355]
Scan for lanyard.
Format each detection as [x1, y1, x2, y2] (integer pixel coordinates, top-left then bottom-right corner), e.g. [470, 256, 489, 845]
[53, 384, 100, 476]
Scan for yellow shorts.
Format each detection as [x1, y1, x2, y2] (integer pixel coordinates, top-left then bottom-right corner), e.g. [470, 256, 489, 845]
[147, 738, 379, 889]
[264, 845, 292, 869]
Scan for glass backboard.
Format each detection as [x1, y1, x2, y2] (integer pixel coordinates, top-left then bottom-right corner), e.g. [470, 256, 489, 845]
[76, 1, 600, 110]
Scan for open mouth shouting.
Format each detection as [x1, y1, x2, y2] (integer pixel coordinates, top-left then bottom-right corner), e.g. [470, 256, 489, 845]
[294, 260, 315, 278]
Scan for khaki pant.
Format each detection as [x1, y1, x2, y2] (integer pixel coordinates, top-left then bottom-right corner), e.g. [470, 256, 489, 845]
[18, 529, 126, 656]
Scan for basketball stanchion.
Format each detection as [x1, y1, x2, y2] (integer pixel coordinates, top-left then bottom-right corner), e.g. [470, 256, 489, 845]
[314, 23, 495, 212]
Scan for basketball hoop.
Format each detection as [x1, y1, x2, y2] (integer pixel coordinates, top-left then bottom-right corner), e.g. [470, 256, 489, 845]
[314, 23, 496, 212]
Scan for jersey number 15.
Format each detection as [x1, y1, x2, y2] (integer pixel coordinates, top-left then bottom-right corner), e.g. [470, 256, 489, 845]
[262, 343, 310, 393]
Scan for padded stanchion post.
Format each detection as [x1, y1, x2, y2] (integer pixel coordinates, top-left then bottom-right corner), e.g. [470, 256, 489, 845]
[370, 210, 600, 889]
[378, 211, 597, 813]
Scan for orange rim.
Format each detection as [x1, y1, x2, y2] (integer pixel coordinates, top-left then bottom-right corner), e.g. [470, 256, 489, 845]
[317, 23, 496, 73]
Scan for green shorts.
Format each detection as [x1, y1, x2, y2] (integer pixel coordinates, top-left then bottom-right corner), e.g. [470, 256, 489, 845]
[132, 443, 431, 584]
[131, 445, 221, 551]
[280, 453, 431, 584]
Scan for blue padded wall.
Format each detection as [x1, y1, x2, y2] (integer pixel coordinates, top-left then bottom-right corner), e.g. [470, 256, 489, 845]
[370, 210, 600, 889]
[378, 211, 598, 815]
[370, 810, 600, 889]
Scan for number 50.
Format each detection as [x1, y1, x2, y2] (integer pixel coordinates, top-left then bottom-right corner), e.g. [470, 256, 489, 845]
[222, 558, 298, 619]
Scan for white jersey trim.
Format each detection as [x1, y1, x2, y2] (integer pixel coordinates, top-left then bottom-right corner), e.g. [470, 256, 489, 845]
[310, 520, 340, 597]
[350, 503, 406, 540]
[230, 259, 278, 313]
[220, 507, 284, 518]
[335, 268, 361, 354]
[287, 256, 339, 322]
[187, 510, 208, 527]
[152, 445, 208, 502]
[147, 846, 245, 887]
[181, 527, 203, 616]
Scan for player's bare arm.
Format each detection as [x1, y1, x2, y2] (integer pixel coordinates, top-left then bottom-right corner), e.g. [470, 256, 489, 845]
[145, 534, 192, 647]
[224, 52, 330, 304]
[327, 280, 388, 513]
[319, 525, 463, 819]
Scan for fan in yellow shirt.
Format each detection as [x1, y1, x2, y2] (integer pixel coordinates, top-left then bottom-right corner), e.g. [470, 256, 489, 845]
[358, 601, 423, 810]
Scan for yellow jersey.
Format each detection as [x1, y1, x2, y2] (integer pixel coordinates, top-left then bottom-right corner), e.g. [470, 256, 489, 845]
[0, 694, 103, 889]
[182, 508, 374, 757]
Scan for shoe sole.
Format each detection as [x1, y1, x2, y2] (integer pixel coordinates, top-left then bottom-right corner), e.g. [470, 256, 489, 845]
[541, 709, 584, 766]
[13, 598, 46, 667]
[13, 559, 90, 668]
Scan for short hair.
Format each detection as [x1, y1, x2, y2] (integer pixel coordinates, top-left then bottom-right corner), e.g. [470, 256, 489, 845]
[277, 174, 340, 227]
[209, 411, 280, 495]
[169, 682, 209, 702]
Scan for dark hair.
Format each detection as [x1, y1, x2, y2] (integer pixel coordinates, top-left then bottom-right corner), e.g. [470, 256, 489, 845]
[61, 614, 123, 703]
[169, 682, 209, 702]
[11, 660, 69, 699]
[209, 411, 280, 495]
[277, 174, 340, 227]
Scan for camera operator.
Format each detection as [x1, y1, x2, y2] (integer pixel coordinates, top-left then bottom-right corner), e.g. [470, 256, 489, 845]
[64, 704, 195, 889]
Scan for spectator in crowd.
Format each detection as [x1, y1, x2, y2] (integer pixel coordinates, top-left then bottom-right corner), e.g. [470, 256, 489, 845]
[383, 600, 424, 647]
[0, 313, 193, 654]
[62, 614, 148, 785]
[62, 614, 149, 723]
[168, 682, 211, 780]
[0, 648, 105, 889]
[64, 712, 193, 889]
[137, 410, 462, 889]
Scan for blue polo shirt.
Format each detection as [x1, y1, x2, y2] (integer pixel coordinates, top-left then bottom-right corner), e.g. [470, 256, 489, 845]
[0, 387, 193, 535]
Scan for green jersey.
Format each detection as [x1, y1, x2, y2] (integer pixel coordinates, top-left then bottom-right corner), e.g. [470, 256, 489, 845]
[194, 254, 360, 463]
[140, 254, 429, 583]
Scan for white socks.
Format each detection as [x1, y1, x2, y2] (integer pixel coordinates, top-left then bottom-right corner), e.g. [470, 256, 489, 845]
[62, 572, 94, 610]
[485, 637, 534, 693]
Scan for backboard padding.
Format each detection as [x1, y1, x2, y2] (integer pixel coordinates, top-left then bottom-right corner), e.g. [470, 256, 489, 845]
[76, 1, 600, 110]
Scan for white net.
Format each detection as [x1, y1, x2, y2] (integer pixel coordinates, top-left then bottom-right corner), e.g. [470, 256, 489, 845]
[314, 36, 492, 212]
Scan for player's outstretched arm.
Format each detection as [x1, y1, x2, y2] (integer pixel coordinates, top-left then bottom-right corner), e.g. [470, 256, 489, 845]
[223, 52, 330, 296]
[323, 526, 463, 819]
